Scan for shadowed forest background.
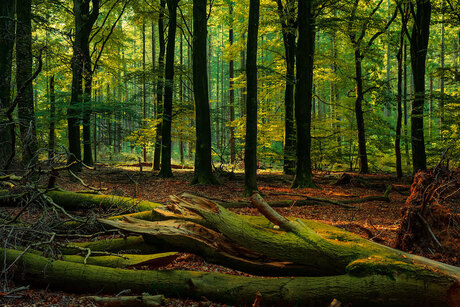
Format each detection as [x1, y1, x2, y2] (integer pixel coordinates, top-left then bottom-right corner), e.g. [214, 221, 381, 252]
[0, 0, 460, 305]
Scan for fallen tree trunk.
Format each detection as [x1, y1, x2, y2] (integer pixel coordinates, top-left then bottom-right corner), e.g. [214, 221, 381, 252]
[2, 248, 458, 306]
[0, 189, 162, 212]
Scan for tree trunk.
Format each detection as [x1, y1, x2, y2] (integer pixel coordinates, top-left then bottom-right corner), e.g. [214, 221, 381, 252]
[244, 0, 260, 195]
[142, 23, 147, 163]
[440, 0, 445, 136]
[0, 0, 15, 170]
[395, 5, 408, 179]
[403, 41, 410, 167]
[16, 0, 38, 167]
[82, 48, 94, 166]
[353, 50, 369, 174]
[153, 0, 166, 171]
[292, 0, 316, 188]
[228, 3, 236, 164]
[69, 0, 99, 171]
[3, 247, 458, 306]
[276, 0, 296, 175]
[410, 0, 430, 173]
[158, 0, 178, 178]
[191, 0, 218, 185]
[49, 75, 56, 160]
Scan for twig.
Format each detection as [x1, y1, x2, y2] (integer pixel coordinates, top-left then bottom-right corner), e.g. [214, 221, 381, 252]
[68, 170, 108, 191]
[417, 212, 442, 248]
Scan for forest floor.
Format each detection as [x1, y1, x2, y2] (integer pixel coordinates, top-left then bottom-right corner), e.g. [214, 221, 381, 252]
[1, 164, 458, 306]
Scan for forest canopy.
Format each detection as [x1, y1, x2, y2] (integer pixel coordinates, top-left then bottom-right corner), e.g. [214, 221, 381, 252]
[0, 0, 458, 178]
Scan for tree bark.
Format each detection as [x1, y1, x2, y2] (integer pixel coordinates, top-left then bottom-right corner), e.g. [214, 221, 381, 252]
[410, 0, 430, 173]
[244, 0, 260, 195]
[292, 0, 316, 188]
[191, 0, 218, 185]
[49, 75, 56, 160]
[395, 5, 409, 179]
[276, 0, 296, 175]
[228, 3, 236, 164]
[159, 0, 178, 178]
[153, 0, 166, 171]
[0, 0, 15, 170]
[69, 0, 99, 171]
[353, 50, 369, 174]
[16, 0, 38, 167]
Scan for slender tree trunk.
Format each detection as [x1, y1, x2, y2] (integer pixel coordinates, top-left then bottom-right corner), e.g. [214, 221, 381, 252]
[410, 0, 430, 173]
[395, 5, 408, 179]
[429, 76, 433, 138]
[228, 3, 236, 164]
[159, 0, 178, 178]
[16, 0, 38, 167]
[276, 0, 296, 175]
[439, 1, 445, 137]
[403, 41, 410, 167]
[395, 37, 403, 179]
[385, 0, 391, 118]
[0, 0, 15, 169]
[142, 23, 147, 163]
[49, 75, 56, 160]
[191, 0, 218, 185]
[291, 0, 316, 188]
[240, 46, 246, 117]
[153, 0, 166, 171]
[244, 0, 260, 195]
[353, 50, 369, 174]
[179, 33, 184, 165]
[82, 49, 94, 166]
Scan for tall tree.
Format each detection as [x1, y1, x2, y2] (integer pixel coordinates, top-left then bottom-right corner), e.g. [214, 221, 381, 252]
[345, 0, 396, 173]
[409, 0, 431, 172]
[275, 0, 296, 175]
[228, 1, 236, 164]
[16, 0, 38, 166]
[159, 0, 179, 178]
[291, 0, 315, 188]
[244, 0, 260, 195]
[395, 4, 410, 178]
[191, 0, 218, 184]
[49, 75, 56, 161]
[153, 0, 166, 171]
[68, 0, 99, 170]
[142, 22, 147, 163]
[0, 0, 15, 170]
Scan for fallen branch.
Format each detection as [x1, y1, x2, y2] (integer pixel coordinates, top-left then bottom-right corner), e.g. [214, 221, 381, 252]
[68, 170, 108, 192]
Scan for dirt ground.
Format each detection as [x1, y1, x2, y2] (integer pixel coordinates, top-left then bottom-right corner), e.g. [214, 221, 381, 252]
[1, 164, 458, 306]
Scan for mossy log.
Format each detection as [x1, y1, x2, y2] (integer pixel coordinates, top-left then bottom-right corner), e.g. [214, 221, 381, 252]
[1, 248, 458, 306]
[46, 190, 163, 211]
[59, 236, 160, 255]
[0, 189, 162, 212]
[60, 252, 178, 268]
